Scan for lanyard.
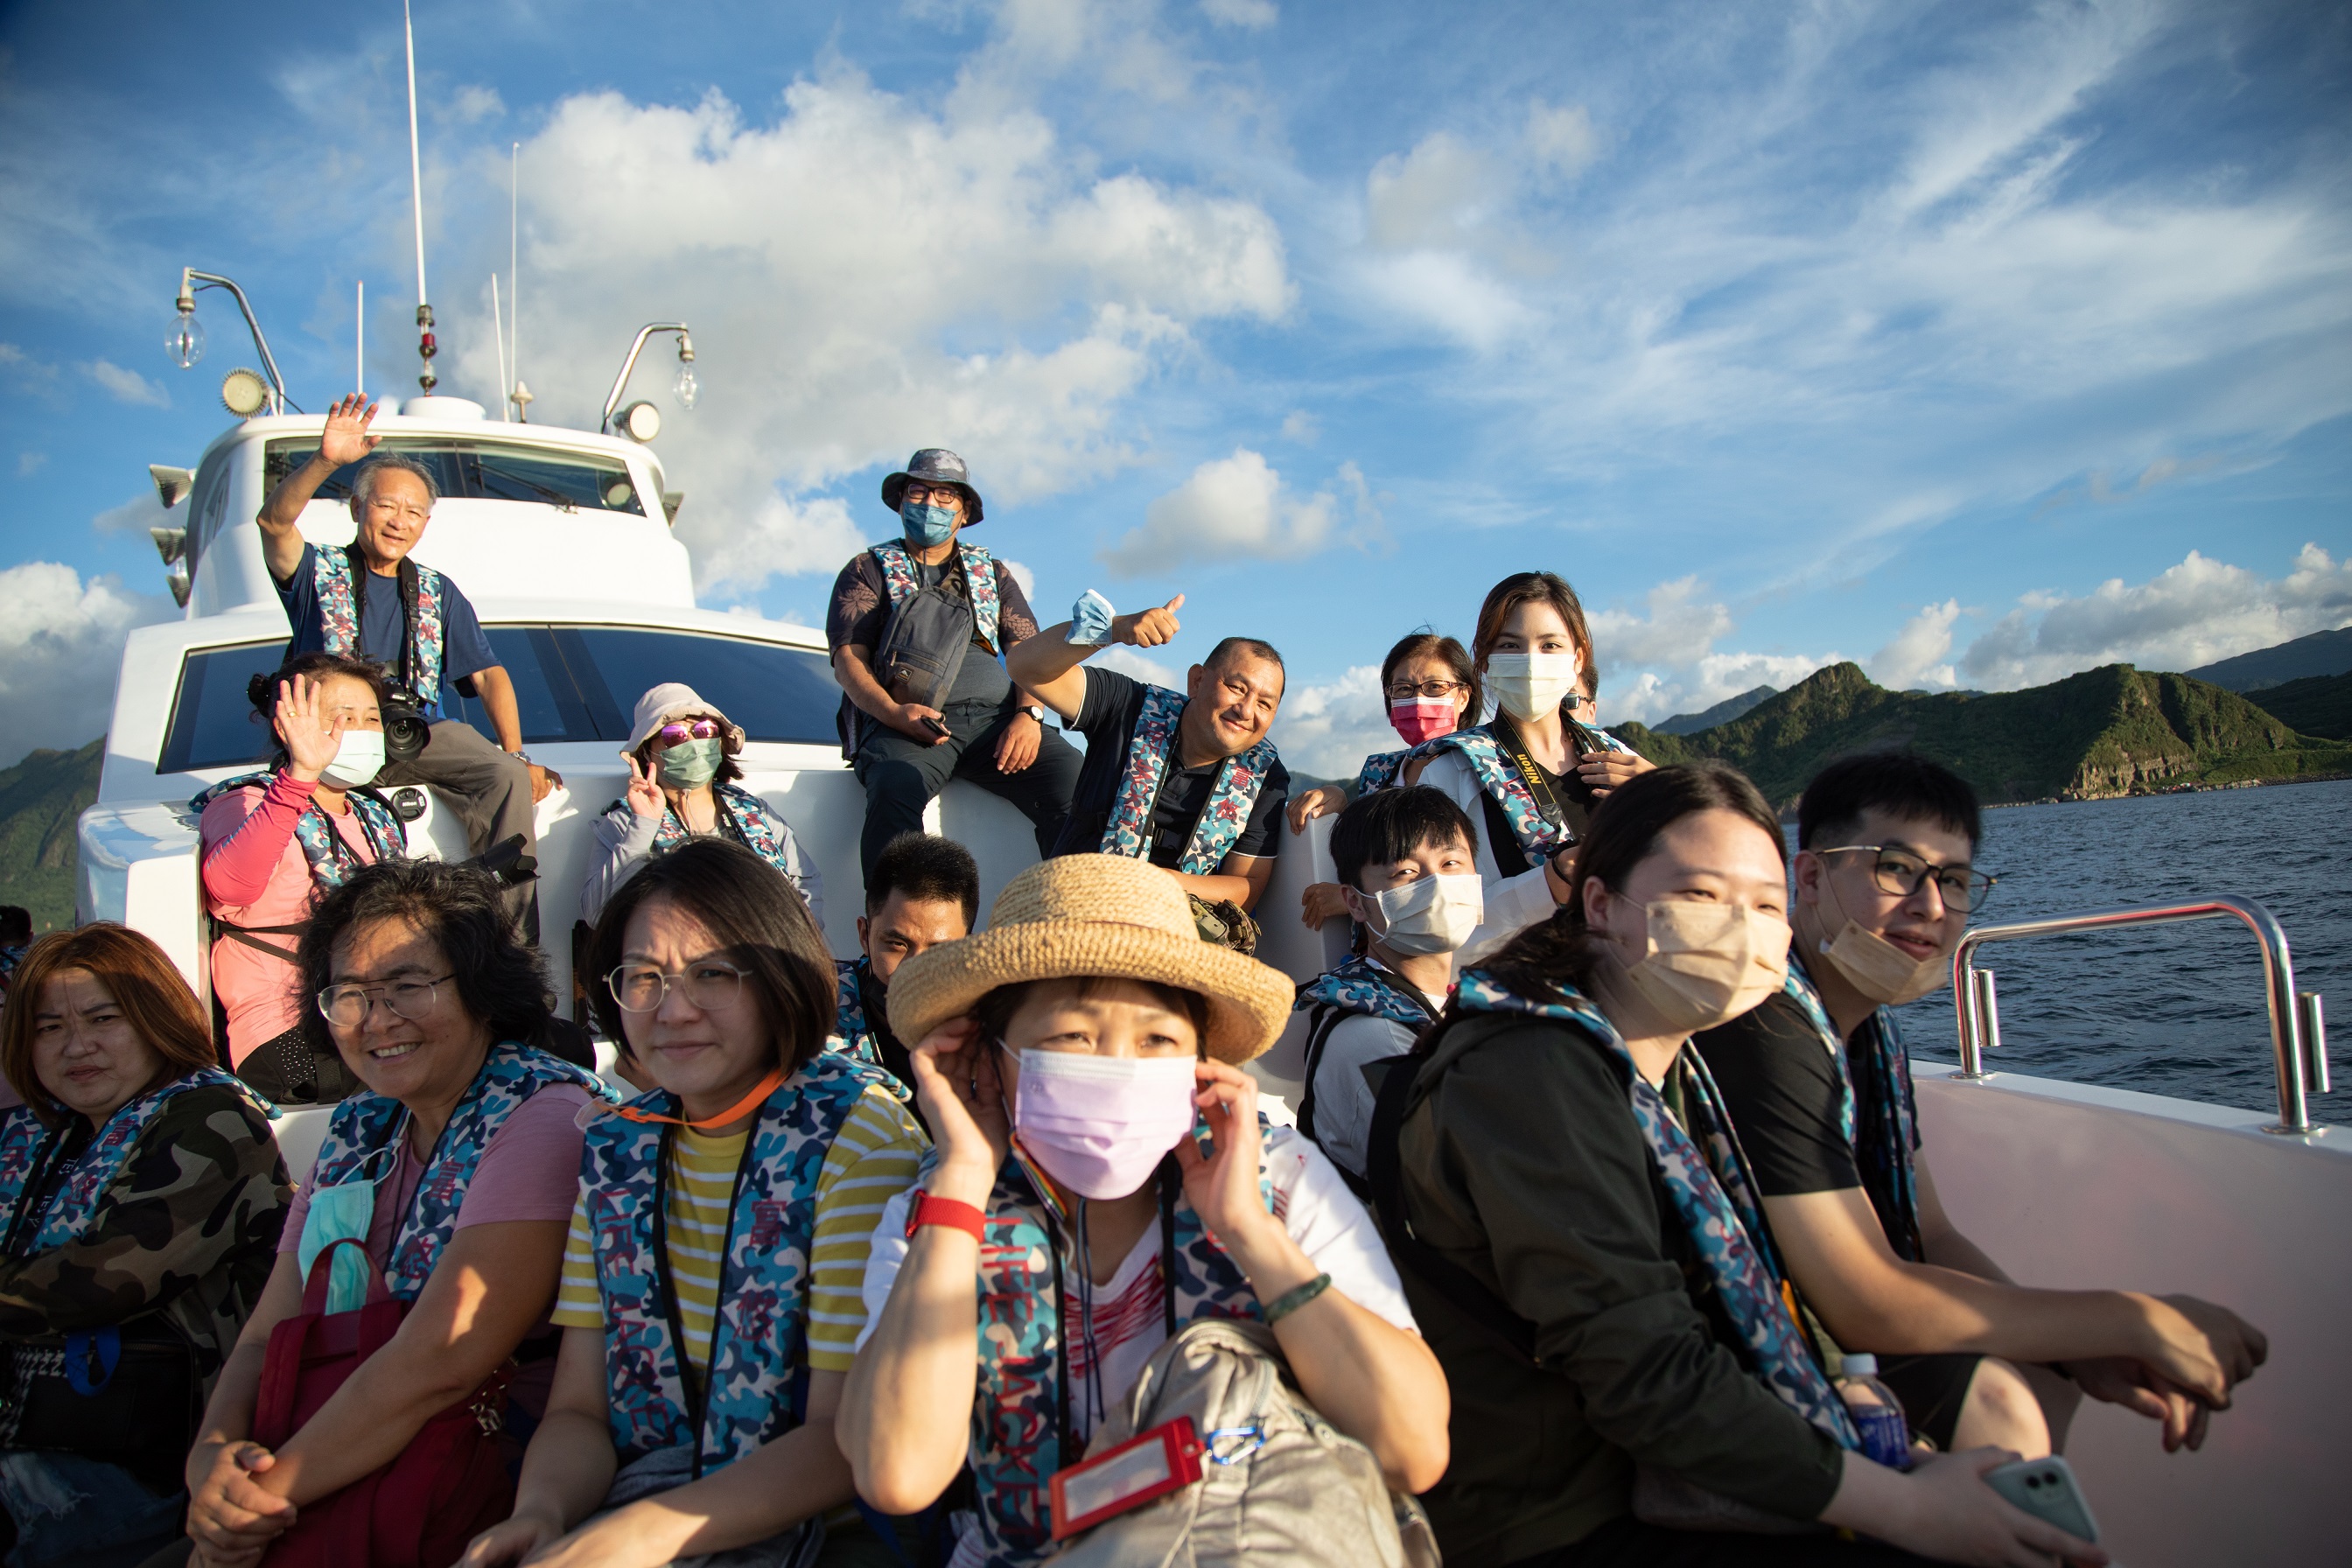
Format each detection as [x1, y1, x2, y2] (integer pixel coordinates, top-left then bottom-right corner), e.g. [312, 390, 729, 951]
[1488, 714, 1566, 831]
[613, 1068, 783, 1130]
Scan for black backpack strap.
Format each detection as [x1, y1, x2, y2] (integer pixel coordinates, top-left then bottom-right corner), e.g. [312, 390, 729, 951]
[1363, 1049, 1540, 1365]
[1480, 789, 1530, 878]
[1295, 1004, 1345, 1146]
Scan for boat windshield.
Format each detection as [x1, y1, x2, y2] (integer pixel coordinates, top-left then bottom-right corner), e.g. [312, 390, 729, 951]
[262, 438, 648, 514]
[160, 624, 839, 774]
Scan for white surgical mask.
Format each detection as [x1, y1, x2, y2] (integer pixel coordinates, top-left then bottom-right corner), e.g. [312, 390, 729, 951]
[318, 728, 386, 790]
[1008, 1047, 1199, 1200]
[1358, 872, 1484, 956]
[1610, 899, 1791, 1036]
[1815, 874, 1951, 1005]
[1484, 652, 1583, 723]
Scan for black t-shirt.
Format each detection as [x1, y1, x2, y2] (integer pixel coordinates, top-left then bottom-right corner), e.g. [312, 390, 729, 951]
[1052, 668, 1289, 867]
[1691, 990, 1864, 1199]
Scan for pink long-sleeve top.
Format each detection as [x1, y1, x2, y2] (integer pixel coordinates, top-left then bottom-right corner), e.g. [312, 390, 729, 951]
[200, 771, 384, 1066]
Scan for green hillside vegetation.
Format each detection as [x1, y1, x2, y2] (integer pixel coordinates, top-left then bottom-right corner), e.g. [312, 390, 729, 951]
[0, 738, 102, 932]
[2244, 672, 2352, 741]
[1614, 663, 2352, 810]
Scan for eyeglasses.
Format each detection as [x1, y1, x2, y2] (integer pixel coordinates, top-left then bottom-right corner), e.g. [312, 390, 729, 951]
[900, 485, 962, 509]
[653, 718, 724, 747]
[606, 960, 747, 1014]
[1386, 679, 1468, 701]
[317, 973, 453, 1029]
[1816, 846, 1997, 913]
[362, 499, 430, 523]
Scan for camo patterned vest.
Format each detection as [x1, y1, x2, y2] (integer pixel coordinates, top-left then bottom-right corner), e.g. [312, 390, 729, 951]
[827, 959, 882, 1066]
[648, 781, 799, 881]
[1292, 956, 1438, 1157]
[192, 772, 405, 898]
[306, 1043, 609, 1301]
[312, 544, 449, 704]
[1353, 748, 1409, 795]
[1783, 954, 1923, 1261]
[870, 539, 1002, 654]
[580, 1053, 902, 1474]
[0, 1069, 262, 1253]
[1096, 684, 1279, 876]
[1453, 970, 1858, 1450]
[962, 1138, 1273, 1567]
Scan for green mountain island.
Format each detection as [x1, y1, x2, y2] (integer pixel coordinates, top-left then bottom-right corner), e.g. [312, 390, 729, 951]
[1614, 662, 2352, 810]
[0, 739, 102, 933]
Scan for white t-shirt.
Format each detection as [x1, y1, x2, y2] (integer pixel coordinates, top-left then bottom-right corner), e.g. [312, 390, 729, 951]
[1414, 748, 1562, 966]
[858, 1124, 1418, 1448]
[1305, 963, 1445, 1182]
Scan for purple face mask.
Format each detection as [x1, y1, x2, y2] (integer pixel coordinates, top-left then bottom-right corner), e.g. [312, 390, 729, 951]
[1006, 1046, 1199, 1200]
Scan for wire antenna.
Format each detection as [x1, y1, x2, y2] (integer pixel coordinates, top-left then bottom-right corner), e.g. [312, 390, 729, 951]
[509, 141, 522, 421]
[355, 279, 365, 396]
[404, 0, 436, 393]
[491, 275, 508, 419]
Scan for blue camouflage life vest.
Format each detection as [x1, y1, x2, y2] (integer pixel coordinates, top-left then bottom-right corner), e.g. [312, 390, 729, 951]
[306, 1043, 609, 1301]
[1097, 684, 1278, 876]
[312, 545, 449, 706]
[1292, 956, 1436, 1158]
[1782, 954, 1923, 1261]
[827, 959, 883, 1066]
[647, 781, 797, 880]
[192, 772, 405, 898]
[1398, 724, 1633, 861]
[580, 1053, 905, 1475]
[0, 1070, 263, 1254]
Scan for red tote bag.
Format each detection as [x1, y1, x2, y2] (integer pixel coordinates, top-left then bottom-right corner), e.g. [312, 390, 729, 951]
[251, 1236, 517, 1568]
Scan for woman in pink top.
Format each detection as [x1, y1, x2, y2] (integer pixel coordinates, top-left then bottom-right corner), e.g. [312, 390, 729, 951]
[197, 653, 404, 1103]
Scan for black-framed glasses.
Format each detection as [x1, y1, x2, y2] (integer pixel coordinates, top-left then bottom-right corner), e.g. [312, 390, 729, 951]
[900, 484, 962, 509]
[606, 960, 748, 1014]
[317, 973, 454, 1029]
[1386, 678, 1468, 701]
[1816, 845, 1998, 913]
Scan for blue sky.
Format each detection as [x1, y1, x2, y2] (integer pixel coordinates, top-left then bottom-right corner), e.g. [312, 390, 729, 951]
[1, 0, 2346, 774]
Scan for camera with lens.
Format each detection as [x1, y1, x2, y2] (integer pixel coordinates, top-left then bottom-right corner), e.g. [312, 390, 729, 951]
[381, 695, 431, 764]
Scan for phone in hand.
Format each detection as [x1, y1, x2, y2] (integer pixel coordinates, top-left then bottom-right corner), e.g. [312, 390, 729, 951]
[1984, 1454, 2099, 1544]
[920, 715, 950, 739]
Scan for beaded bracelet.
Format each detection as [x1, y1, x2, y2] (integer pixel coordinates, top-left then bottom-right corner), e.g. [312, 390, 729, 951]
[1263, 1271, 1333, 1326]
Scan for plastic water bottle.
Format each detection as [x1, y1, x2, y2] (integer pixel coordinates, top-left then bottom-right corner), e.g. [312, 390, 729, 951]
[1838, 1353, 1912, 1470]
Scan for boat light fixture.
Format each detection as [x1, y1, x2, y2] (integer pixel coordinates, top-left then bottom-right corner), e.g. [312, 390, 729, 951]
[148, 465, 194, 510]
[150, 527, 186, 565]
[599, 323, 694, 436]
[166, 300, 205, 368]
[220, 368, 272, 418]
[615, 401, 662, 444]
[165, 269, 296, 414]
[672, 334, 699, 411]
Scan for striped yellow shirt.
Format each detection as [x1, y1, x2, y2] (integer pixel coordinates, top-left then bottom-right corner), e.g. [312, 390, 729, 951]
[553, 1088, 928, 1374]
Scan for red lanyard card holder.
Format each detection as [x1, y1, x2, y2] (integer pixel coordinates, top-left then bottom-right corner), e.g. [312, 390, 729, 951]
[1049, 1415, 1208, 1541]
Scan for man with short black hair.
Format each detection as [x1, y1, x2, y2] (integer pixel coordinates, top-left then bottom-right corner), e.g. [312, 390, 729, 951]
[1697, 751, 2266, 1460]
[256, 396, 554, 931]
[829, 448, 1082, 886]
[1007, 595, 1291, 916]
[1294, 787, 1480, 1183]
[833, 832, 979, 1100]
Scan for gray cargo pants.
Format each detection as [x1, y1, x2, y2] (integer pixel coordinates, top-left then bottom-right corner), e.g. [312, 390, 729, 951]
[378, 718, 542, 934]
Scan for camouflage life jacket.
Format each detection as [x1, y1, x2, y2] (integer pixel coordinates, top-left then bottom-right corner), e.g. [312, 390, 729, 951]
[1353, 749, 1408, 795]
[191, 772, 405, 904]
[646, 781, 799, 880]
[962, 1136, 1276, 1567]
[306, 1043, 608, 1301]
[1783, 953, 1923, 1261]
[1097, 684, 1278, 876]
[0, 1068, 263, 1254]
[870, 539, 1002, 654]
[578, 1053, 903, 1475]
[1292, 956, 1437, 1158]
[827, 959, 883, 1066]
[312, 544, 449, 706]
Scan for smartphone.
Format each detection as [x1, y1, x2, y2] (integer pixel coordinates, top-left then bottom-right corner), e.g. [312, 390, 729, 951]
[920, 716, 950, 738]
[1984, 1455, 2099, 1544]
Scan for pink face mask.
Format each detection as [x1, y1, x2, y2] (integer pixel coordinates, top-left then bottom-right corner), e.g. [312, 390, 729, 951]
[1390, 696, 1459, 746]
[1007, 1047, 1200, 1200]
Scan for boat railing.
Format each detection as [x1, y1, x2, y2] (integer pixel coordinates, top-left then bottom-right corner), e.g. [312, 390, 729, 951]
[1950, 895, 2330, 1135]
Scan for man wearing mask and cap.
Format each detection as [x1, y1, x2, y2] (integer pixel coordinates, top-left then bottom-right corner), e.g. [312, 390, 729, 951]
[1292, 786, 1482, 1187]
[579, 682, 823, 928]
[1696, 752, 2267, 1466]
[829, 447, 1082, 886]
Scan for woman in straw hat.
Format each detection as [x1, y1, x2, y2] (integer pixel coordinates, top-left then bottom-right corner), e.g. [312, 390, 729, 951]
[840, 854, 1449, 1568]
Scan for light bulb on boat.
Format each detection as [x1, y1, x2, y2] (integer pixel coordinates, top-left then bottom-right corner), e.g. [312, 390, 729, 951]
[165, 306, 205, 368]
[672, 336, 698, 411]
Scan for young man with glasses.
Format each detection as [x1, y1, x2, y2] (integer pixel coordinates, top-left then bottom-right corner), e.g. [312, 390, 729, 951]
[828, 448, 1082, 886]
[258, 396, 556, 934]
[1695, 752, 2267, 1463]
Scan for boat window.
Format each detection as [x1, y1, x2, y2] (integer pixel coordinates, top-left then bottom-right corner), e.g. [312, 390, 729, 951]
[261, 438, 648, 515]
[162, 626, 841, 771]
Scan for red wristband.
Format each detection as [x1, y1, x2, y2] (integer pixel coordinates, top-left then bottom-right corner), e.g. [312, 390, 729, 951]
[905, 1190, 986, 1242]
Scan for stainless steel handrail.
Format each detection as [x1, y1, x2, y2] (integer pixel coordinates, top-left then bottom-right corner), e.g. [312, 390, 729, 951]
[1949, 895, 2328, 1136]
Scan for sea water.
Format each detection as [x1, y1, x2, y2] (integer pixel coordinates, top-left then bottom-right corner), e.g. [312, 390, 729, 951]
[1875, 777, 2350, 1126]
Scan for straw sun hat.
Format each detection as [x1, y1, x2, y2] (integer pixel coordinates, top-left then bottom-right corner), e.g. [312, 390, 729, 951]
[885, 855, 1293, 1064]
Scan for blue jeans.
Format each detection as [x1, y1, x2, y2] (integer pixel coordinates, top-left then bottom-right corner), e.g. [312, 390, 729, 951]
[0, 1450, 186, 1568]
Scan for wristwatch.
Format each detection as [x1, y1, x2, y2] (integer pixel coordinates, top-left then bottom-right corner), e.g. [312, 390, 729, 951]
[1024, 705, 1047, 724]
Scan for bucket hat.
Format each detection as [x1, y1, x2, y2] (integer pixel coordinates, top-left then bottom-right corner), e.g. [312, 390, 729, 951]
[886, 855, 1292, 1063]
[625, 682, 746, 755]
[880, 447, 984, 525]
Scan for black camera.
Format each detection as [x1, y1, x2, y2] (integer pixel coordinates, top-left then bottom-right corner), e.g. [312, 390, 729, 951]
[381, 695, 431, 764]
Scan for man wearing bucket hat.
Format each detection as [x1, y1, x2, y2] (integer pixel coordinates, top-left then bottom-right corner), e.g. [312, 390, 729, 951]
[840, 855, 1449, 1568]
[828, 448, 1083, 886]
[579, 682, 823, 928]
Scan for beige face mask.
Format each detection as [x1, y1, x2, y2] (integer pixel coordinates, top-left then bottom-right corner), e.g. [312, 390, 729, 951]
[1610, 899, 1792, 1037]
[1814, 868, 1953, 1005]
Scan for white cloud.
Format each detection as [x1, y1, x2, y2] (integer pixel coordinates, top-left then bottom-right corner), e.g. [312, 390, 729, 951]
[1868, 599, 1963, 690]
[1523, 102, 1597, 180]
[1959, 544, 2352, 689]
[1365, 132, 1502, 253]
[1089, 644, 1180, 690]
[87, 359, 168, 408]
[18, 452, 45, 477]
[0, 563, 173, 766]
[1200, 0, 1276, 29]
[92, 490, 170, 536]
[1101, 448, 1377, 578]
[447, 84, 505, 125]
[998, 556, 1039, 601]
[1278, 410, 1319, 444]
[695, 493, 865, 601]
[1269, 662, 1390, 781]
[1583, 576, 1837, 727]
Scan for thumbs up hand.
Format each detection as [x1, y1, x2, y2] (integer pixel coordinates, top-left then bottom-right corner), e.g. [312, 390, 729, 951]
[1116, 594, 1184, 649]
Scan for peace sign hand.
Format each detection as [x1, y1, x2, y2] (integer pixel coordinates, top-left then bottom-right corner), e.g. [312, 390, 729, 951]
[276, 676, 344, 782]
[317, 394, 381, 467]
[621, 752, 663, 818]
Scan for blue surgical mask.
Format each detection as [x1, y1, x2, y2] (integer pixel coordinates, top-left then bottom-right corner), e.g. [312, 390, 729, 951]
[900, 500, 958, 547]
[297, 1175, 380, 1314]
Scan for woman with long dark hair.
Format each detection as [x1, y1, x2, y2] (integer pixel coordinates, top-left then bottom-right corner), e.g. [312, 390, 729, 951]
[0, 924, 286, 1566]
[1378, 764, 2103, 1567]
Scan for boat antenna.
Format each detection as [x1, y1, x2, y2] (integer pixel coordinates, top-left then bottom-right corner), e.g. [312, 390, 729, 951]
[491, 274, 508, 419]
[355, 279, 364, 395]
[404, 0, 436, 394]
[509, 141, 527, 422]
